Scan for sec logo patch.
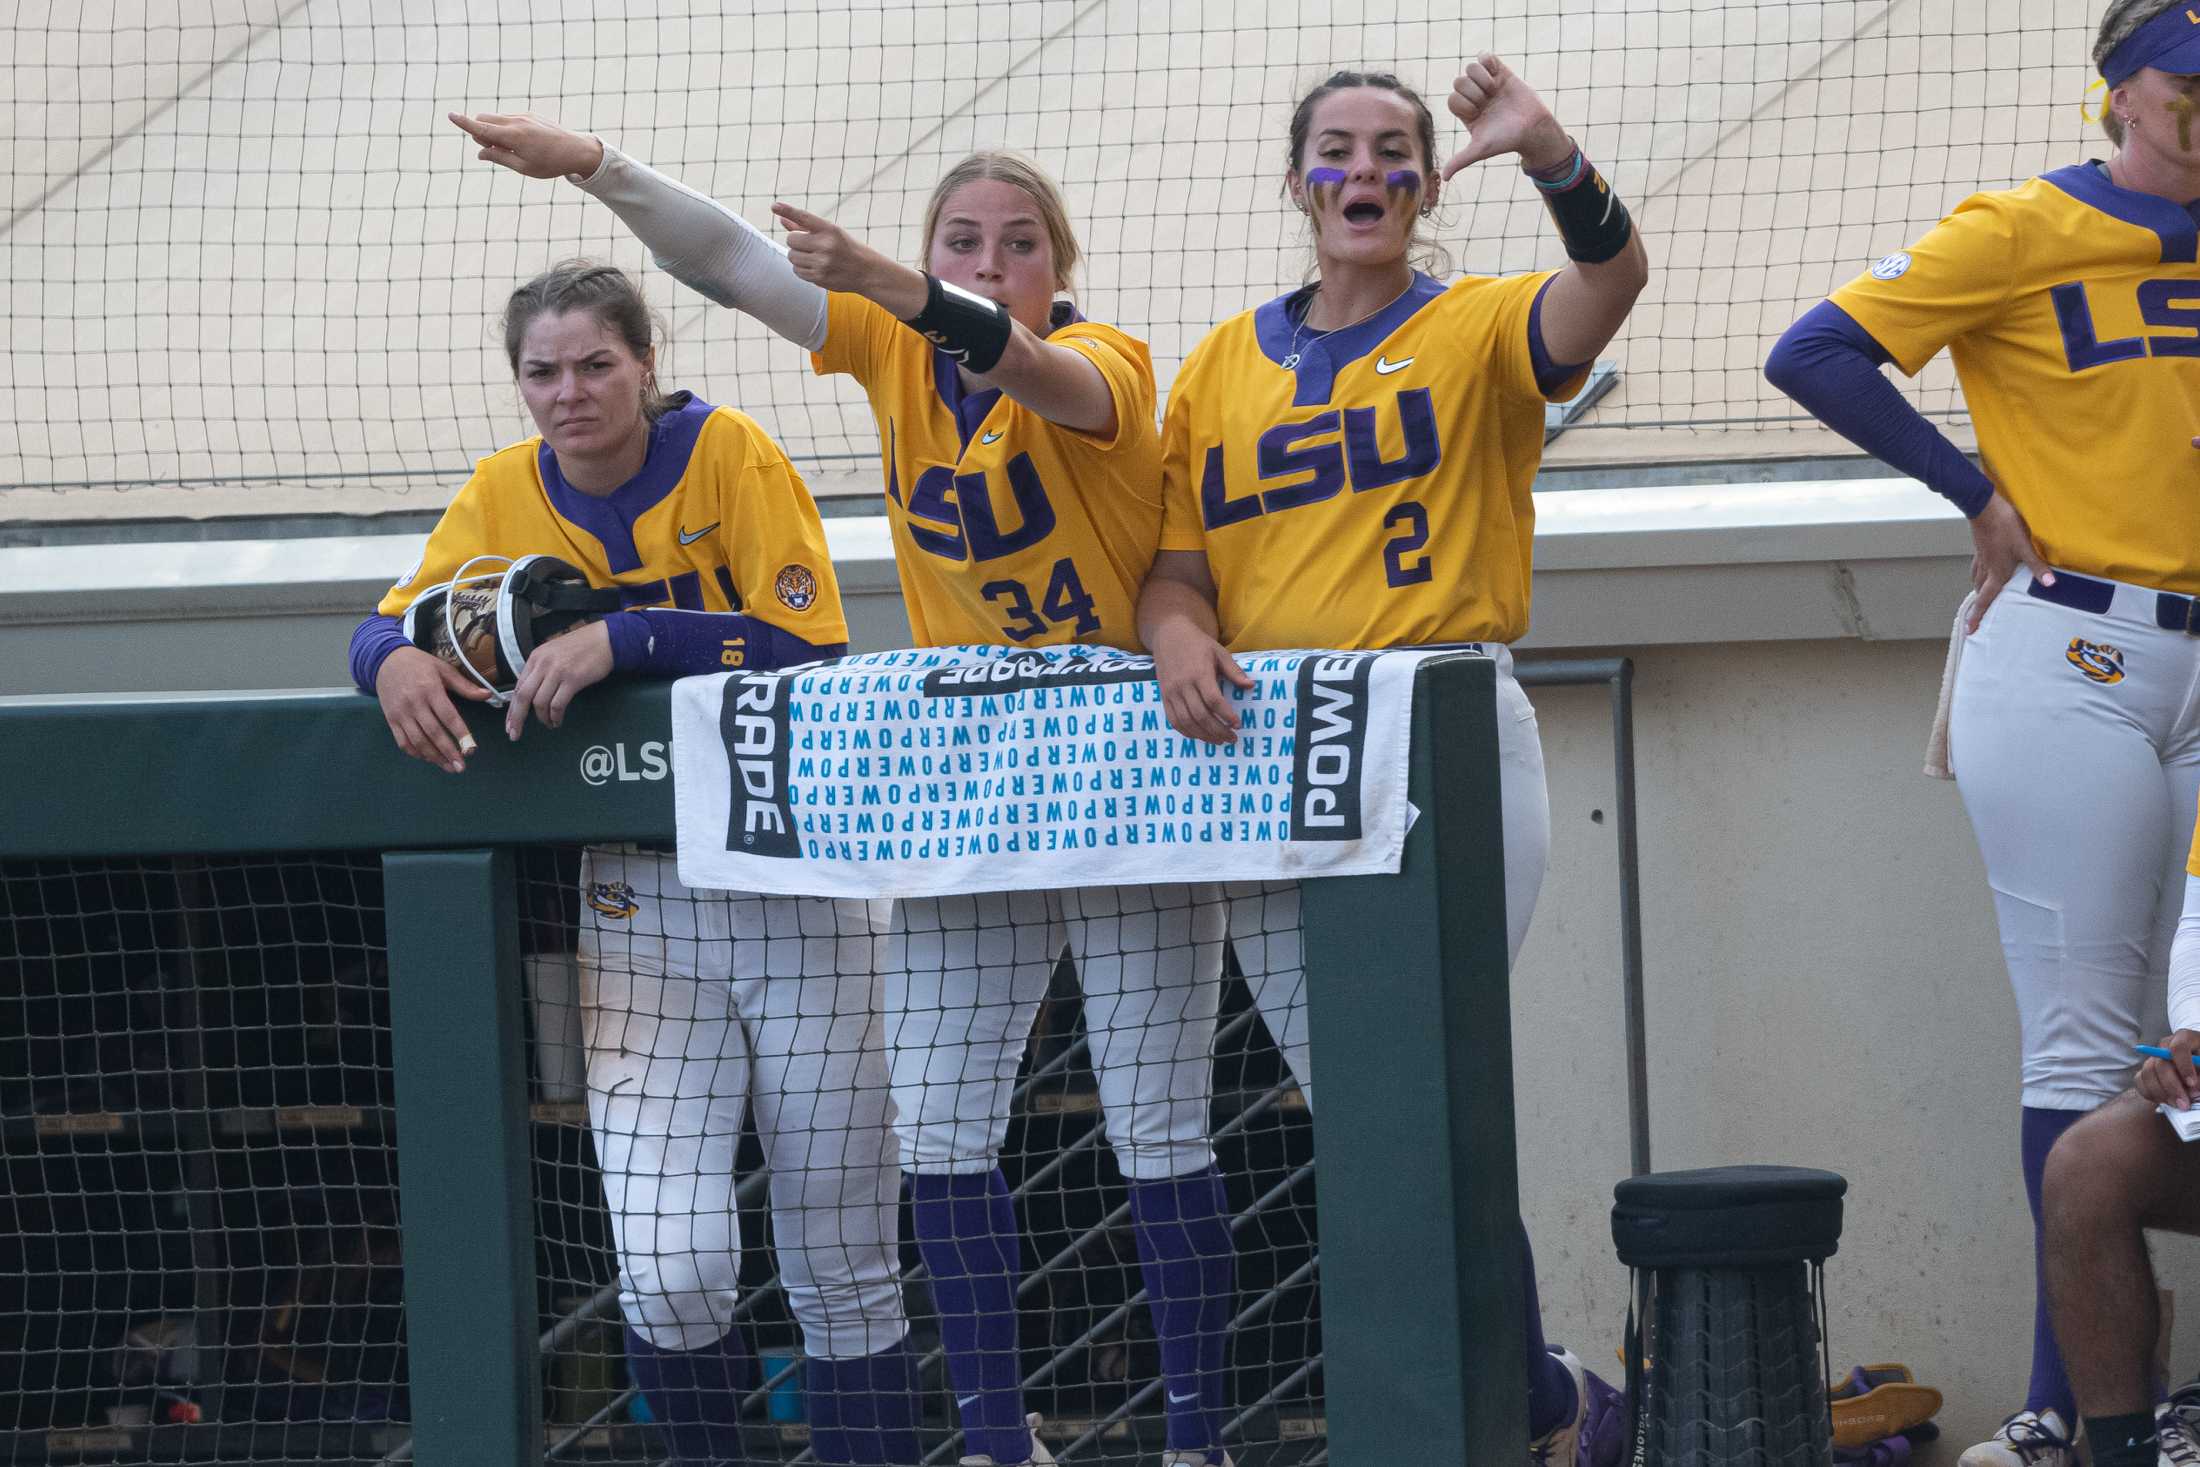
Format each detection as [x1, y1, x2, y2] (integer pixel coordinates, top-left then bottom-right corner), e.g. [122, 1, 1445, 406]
[1870, 251, 1912, 280]
[775, 564, 819, 611]
[2066, 637, 2125, 684]
[587, 881, 640, 919]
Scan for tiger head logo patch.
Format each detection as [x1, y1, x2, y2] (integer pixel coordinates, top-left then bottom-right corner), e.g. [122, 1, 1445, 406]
[586, 881, 640, 920]
[775, 564, 819, 612]
[2066, 637, 2125, 684]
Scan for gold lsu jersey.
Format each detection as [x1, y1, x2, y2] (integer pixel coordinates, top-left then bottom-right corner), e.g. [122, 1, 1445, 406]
[1832, 163, 2200, 593]
[813, 291, 1163, 650]
[378, 392, 847, 644]
[1159, 270, 1581, 652]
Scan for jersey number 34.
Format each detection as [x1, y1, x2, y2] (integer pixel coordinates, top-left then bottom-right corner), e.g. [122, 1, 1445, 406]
[895, 451, 1104, 642]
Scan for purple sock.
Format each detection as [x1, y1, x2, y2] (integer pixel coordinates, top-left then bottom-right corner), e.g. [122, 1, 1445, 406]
[1128, 1167, 1236, 1461]
[625, 1327, 754, 1466]
[2023, 1105, 2084, 1422]
[806, 1335, 924, 1466]
[911, 1169, 1031, 1463]
[1520, 1219, 1578, 1439]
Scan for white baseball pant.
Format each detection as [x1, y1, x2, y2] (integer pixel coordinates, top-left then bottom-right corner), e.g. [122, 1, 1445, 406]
[1950, 567, 2200, 1110]
[1233, 645, 1552, 1104]
[575, 847, 908, 1359]
[882, 884, 1229, 1181]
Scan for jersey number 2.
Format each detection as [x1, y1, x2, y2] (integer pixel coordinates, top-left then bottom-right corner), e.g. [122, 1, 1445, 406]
[1383, 502, 1433, 587]
[983, 557, 1102, 642]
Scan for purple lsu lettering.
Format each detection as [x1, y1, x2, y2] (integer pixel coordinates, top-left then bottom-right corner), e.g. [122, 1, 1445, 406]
[1200, 390, 1441, 589]
[891, 450, 1058, 564]
[2052, 278, 2200, 371]
[1200, 388, 1442, 529]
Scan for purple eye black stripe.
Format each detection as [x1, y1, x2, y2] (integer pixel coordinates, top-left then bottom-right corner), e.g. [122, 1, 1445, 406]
[1305, 167, 1347, 188]
[1386, 169, 1422, 194]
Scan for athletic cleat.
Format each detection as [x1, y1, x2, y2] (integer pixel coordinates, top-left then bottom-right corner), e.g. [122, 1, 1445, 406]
[957, 1413, 1058, 1467]
[1956, 1408, 2076, 1467]
[1159, 1453, 1233, 1466]
[2159, 1380, 2200, 1465]
[1528, 1346, 1588, 1465]
[1829, 1362, 1942, 1449]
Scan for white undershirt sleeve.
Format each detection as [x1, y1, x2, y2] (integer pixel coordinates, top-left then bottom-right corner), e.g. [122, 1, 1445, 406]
[570, 142, 829, 352]
[2169, 874, 2200, 1036]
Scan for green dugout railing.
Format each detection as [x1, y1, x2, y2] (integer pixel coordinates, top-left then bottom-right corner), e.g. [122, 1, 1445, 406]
[0, 654, 1523, 1465]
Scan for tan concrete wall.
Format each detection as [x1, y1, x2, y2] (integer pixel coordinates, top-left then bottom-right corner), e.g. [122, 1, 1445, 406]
[1512, 639, 2200, 1459]
[5, 0, 2102, 511]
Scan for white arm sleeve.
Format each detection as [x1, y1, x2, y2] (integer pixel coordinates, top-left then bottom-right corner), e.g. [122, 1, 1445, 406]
[2169, 874, 2200, 1036]
[570, 142, 829, 352]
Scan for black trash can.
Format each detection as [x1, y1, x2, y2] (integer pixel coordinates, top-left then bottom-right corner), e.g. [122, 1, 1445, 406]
[1611, 1165, 1847, 1467]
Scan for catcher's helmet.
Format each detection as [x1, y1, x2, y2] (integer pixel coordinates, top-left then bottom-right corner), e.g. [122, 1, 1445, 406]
[401, 554, 624, 704]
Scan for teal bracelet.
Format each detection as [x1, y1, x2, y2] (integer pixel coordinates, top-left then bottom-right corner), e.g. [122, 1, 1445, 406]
[1528, 146, 1588, 192]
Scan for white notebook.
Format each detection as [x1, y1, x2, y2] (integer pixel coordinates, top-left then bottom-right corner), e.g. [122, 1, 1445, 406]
[2159, 1104, 2200, 1142]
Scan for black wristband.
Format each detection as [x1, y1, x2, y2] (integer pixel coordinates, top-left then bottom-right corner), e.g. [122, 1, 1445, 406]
[1536, 154, 1634, 264]
[902, 272, 1014, 373]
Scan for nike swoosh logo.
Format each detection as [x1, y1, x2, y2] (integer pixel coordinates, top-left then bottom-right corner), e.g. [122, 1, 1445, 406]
[957, 1395, 979, 1408]
[678, 522, 720, 545]
[1169, 1390, 1200, 1404]
[980, 430, 1003, 445]
[1374, 355, 1414, 375]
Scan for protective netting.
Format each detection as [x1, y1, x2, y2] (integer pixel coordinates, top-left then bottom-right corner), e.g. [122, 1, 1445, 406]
[0, 854, 406, 1460]
[1, 849, 1322, 1463]
[5, 0, 2100, 511]
[526, 854, 1323, 1464]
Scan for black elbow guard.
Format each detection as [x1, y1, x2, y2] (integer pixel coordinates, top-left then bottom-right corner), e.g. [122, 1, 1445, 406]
[902, 273, 1014, 373]
[1533, 149, 1635, 265]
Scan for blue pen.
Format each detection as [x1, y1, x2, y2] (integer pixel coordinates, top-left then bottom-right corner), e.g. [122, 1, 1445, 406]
[2136, 1044, 2200, 1067]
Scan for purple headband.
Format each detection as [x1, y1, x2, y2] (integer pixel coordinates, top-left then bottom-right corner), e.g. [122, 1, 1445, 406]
[2101, 4, 2200, 85]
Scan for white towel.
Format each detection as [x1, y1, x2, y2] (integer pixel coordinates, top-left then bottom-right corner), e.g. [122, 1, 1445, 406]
[1923, 591, 1975, 780]
[671, 644, 1449, 898]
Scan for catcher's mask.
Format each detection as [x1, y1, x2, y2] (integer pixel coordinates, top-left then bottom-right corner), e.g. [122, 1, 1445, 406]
[401, 554, 625, 706]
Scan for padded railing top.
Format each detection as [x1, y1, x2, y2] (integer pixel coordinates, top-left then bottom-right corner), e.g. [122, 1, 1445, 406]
[0, 681, 679, 858]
